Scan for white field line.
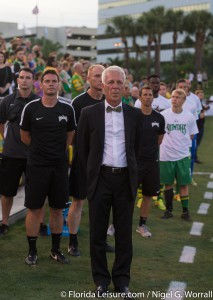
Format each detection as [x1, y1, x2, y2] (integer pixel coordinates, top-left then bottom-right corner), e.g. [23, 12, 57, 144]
[197, 203, 210, 214]
[179, 246, 196, 263]
[165, 281, 187, 300]
[210, 173, 213, 179]
[190, 222, 204, 236]
[193, 172, 212, 175]
[207, 182, 213, 189]
[204, 192, 213, 200]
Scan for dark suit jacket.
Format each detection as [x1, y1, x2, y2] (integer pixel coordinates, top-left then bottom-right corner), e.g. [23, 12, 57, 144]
[77, 101, 141, 200]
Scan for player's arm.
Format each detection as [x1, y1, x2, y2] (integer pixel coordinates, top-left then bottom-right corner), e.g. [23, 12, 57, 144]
[158, 134, 164, 145]
[20, 130, 31, 146]
[66, 131, 75, 148]
[0, 124, 4, 138]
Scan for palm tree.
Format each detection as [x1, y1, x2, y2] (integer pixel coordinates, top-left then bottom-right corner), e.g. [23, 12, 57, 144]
[137, 13, 155, 76]
[147, 6, 167, 75]
[165, 9, 184, 81]
[183, 10, 213, 74]
[30, 36, 63, 60]
[106, 15, 134, 70]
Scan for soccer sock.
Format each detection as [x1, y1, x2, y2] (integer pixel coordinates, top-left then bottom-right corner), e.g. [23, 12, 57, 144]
[139, 217, 147, 227]
[51, 233, 62, 252]
[164, 188, 174, 212]
[27, 236, 38, 254]
[157, 184, 164, 200]
[181, 195, 189, 213]
[69, 233, 78, 246]
[137, 184, 143, 199]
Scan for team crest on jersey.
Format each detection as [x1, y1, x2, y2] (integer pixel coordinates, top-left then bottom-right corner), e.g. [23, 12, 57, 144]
[152, 121, 159, 127]
[58, 115, 68, 122]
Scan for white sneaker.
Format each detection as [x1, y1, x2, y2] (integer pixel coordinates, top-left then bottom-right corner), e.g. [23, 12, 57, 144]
[136, 225, 152, 238]
[107, 224, 115, 236]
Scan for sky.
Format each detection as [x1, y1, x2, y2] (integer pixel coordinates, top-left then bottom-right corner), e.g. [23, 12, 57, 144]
[0, 0, 98, 29]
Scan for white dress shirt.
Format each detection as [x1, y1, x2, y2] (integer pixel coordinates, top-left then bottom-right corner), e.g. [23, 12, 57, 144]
[102, 100, 127, 167]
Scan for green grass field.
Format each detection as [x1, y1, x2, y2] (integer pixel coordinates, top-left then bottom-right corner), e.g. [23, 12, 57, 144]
[0, 117, 213, 300]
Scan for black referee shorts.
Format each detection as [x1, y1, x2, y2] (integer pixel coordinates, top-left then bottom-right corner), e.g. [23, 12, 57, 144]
[138, 163, 160, 197]
[0, 156, 27, 197]
[25, 163, 69, 209]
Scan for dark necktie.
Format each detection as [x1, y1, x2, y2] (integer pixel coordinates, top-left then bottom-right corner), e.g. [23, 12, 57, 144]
[106, 106, 122, 113]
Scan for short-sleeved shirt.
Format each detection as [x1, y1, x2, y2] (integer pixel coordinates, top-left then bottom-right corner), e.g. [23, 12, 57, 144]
[20, 98, 76, 166]
[0, 90, 38, 158]
[135, 95, 171, 112]
[138, 110, 165, 167]
[160, 108, 198, 161]
[71, 73, 84, 99]
[72, 92, 105, 124]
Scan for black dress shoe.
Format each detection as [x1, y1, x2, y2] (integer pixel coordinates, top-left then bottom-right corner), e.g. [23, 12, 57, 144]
[95, 285, 108, 298]
[114, 285, 133, 299]
[195, 159, 203, 164]
[106, 242, 115, 253]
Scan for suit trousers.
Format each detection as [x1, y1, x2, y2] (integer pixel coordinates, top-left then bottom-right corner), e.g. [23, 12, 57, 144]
[88, 167, 135, 287]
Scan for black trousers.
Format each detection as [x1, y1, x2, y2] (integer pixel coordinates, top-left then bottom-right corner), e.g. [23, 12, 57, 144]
[88, 167, 135, 287]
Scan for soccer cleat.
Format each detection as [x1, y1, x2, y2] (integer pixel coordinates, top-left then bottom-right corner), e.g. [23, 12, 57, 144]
[107, 224, 115, 236]
[191, 178, 197, 186]
[25, 252, 38, 266]
[161, 210, 173, 219]
[155, 199, 166, 210]
[0, 224, 9, 235]
[195, 159, 203, 164]
[50, 250, 69, 264]
[68, 244, 80, 257]
[173, 194, 181, 202]
[181, 212, 192, 221]
[136, 225, 152, 237]
[39, 223, 48, 236]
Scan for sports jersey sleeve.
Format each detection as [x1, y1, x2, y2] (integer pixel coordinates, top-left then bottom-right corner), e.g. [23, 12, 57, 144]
[20, 103, 32, 132]
[189, 114, 199, 136]
[67, 105, 77, 132]
[159, 114, 166, 135]
[0, 98, 8, 123]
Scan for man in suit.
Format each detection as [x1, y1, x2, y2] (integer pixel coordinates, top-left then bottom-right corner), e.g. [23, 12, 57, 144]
[77, 66, 141, 299]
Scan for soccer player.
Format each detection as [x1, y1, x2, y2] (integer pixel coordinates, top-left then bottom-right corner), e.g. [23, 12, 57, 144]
[160, 89, 198, 221]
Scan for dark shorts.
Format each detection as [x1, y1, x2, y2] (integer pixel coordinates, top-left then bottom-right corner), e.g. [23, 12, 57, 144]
[69, 152, 87, 200]
[138, 163, 160, 196]
[25, 163, 69, 209]
[0, 156, 27, 197]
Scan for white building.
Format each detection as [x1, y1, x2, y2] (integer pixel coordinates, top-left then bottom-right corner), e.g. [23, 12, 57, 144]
[0, 22, 97, 62]
[97, 0, 213, 63]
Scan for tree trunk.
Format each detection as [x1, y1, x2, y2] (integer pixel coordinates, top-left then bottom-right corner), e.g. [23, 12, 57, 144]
[122, 37, 129, 71]
[146, 36, 152, 76]
[195, 31, 205, 74]
[172, 32, 177, 82]
[154, 35, 161, 76]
